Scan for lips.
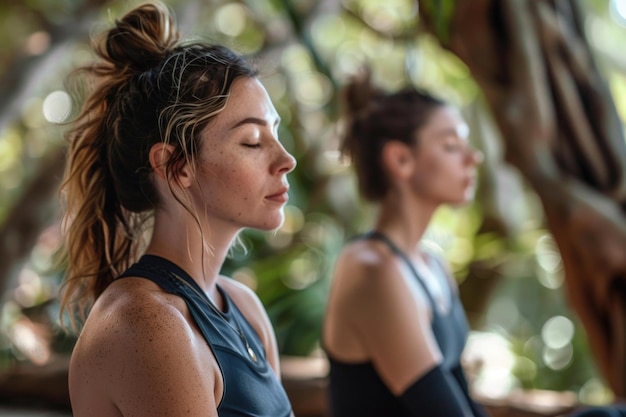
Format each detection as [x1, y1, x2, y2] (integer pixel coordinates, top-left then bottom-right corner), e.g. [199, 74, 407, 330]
[265, 187, 289, 203]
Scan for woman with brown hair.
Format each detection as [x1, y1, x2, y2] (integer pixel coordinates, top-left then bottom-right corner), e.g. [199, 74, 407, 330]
[59, 2, 295, 416]
[322, 70, 487, 416]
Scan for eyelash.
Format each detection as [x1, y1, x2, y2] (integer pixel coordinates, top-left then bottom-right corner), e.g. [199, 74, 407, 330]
[242, 143, 261, 149]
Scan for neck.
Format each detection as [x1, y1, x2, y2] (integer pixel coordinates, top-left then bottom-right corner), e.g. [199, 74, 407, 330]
[373, 189, 439, 256]
[145, 208, 240, 292]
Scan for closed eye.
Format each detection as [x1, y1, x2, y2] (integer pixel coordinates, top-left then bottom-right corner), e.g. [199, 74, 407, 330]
[242, 143, 261, 149]
[444, 144, 461, 151]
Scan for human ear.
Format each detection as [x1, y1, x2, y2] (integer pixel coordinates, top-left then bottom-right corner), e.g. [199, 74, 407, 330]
[148, 142, 193, 188]
[382, 140, 414, 180]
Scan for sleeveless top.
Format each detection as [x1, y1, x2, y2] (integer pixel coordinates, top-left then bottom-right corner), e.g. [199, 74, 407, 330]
[118, 255, 292, 417]
[327, 231, 470, 416]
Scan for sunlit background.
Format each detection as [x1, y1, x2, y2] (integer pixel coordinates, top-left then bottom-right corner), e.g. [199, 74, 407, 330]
[2, 0, 626, 413]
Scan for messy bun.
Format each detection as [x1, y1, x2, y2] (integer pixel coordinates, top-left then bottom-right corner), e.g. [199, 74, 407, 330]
[341, 68, 383, 119]
[103, 2, 179, 74]
[340, 67, 446, 201]
[59, 1, 257, 327]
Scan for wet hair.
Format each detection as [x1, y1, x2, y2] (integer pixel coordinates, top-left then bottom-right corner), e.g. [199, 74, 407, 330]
[58, 1, 257, 325]
[340, 69, 446, 201]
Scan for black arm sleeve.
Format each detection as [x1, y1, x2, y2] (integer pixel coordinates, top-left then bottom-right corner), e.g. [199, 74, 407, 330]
[450, 364, 489, 417]
[568, 406, 626, 416]
[400, 365, 478, 417]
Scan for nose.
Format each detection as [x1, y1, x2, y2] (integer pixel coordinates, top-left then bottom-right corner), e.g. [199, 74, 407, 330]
[272, 143, 297, 175]
[468, 147, 483, 166]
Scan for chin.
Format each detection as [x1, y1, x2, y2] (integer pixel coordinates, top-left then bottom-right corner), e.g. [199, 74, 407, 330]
[448, 191, 475, 206]
[450, 200, 471, 208]
[253, 214, 285, 231]
[461, 186, 477, 202]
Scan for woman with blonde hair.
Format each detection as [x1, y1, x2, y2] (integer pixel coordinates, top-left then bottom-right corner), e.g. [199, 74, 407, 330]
[59, 2, 295, 416]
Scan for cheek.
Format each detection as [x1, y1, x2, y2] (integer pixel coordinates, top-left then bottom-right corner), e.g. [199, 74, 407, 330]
[412, 154, 467, 197]
[413, 154, 444, 185]
[197, 156, 261, 206]
[199, 148, 239, 181]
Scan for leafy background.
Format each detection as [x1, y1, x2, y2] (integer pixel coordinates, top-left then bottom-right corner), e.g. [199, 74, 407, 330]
[2, 0, 626, 406]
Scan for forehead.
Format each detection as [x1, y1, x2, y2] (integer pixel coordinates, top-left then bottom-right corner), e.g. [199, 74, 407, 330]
[419, 105, 468, 140]
[207, 77, 278, 131]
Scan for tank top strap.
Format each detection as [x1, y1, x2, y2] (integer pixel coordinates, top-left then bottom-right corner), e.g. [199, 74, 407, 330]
[361, 231, 439, 313]
[117, 254, 184, 294]
[117, 255, 293, 417]
[117, 255, 236, 348]
[426, 252, 458, 296]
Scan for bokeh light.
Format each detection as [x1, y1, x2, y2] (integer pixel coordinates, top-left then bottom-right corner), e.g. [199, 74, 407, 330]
[0, 128, 22, 173]
[542, 344, 573, 371]
[42, 90, 71, 124]
[579, 378, 614, 405]
[610, 0, 626, 27]
[541, 315, 574, 350]
[464, 331, 518, 399]
[293, 71, 334, 109]
[214, 3, 248, 37]
[285, 252, 320, 290]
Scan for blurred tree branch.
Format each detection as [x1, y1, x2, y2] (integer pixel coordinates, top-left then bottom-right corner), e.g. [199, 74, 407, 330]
[0, 0, 109, 136]
[420, 0, 626, 397]
[0, 0, 207, 297]
[0, 147, 66, 298]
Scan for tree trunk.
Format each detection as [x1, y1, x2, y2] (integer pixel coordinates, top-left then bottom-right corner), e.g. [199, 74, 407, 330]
[419, 0, 626, 397]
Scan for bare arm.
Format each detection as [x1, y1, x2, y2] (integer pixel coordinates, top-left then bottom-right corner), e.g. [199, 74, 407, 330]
[346, 255, 443, 395]
[333, 247, 486, 416]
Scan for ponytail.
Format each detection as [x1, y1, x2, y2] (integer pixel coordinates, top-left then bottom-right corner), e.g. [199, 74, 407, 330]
[59, 2, 177, 327]
[58, 2, 257, 329]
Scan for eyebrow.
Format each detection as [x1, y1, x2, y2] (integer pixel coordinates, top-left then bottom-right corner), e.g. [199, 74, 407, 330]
[229, 116, 281, 130]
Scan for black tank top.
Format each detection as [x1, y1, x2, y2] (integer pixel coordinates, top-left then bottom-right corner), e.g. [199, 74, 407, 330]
[327, 231, 470, 417]
[118, 255, 292, 417]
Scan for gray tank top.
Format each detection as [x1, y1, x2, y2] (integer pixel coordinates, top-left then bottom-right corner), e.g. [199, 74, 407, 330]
[119, 254, 292, 417]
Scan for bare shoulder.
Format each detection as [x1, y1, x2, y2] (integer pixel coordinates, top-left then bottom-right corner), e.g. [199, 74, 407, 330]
[333, 238, 405, 298]
[77, 277, 193, 348]
[70, 277, 218, 416]
[71, 278, 198, 383]
[325, 239, 441, 381]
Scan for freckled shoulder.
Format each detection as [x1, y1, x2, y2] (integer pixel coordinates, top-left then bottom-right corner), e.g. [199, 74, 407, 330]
[69, 277, 220, 417]
[77, 277, 191, 348]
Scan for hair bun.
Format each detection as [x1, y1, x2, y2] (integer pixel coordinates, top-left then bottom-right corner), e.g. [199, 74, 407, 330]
[342, 67, 382, 117]
[104, 2, 180, 73]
